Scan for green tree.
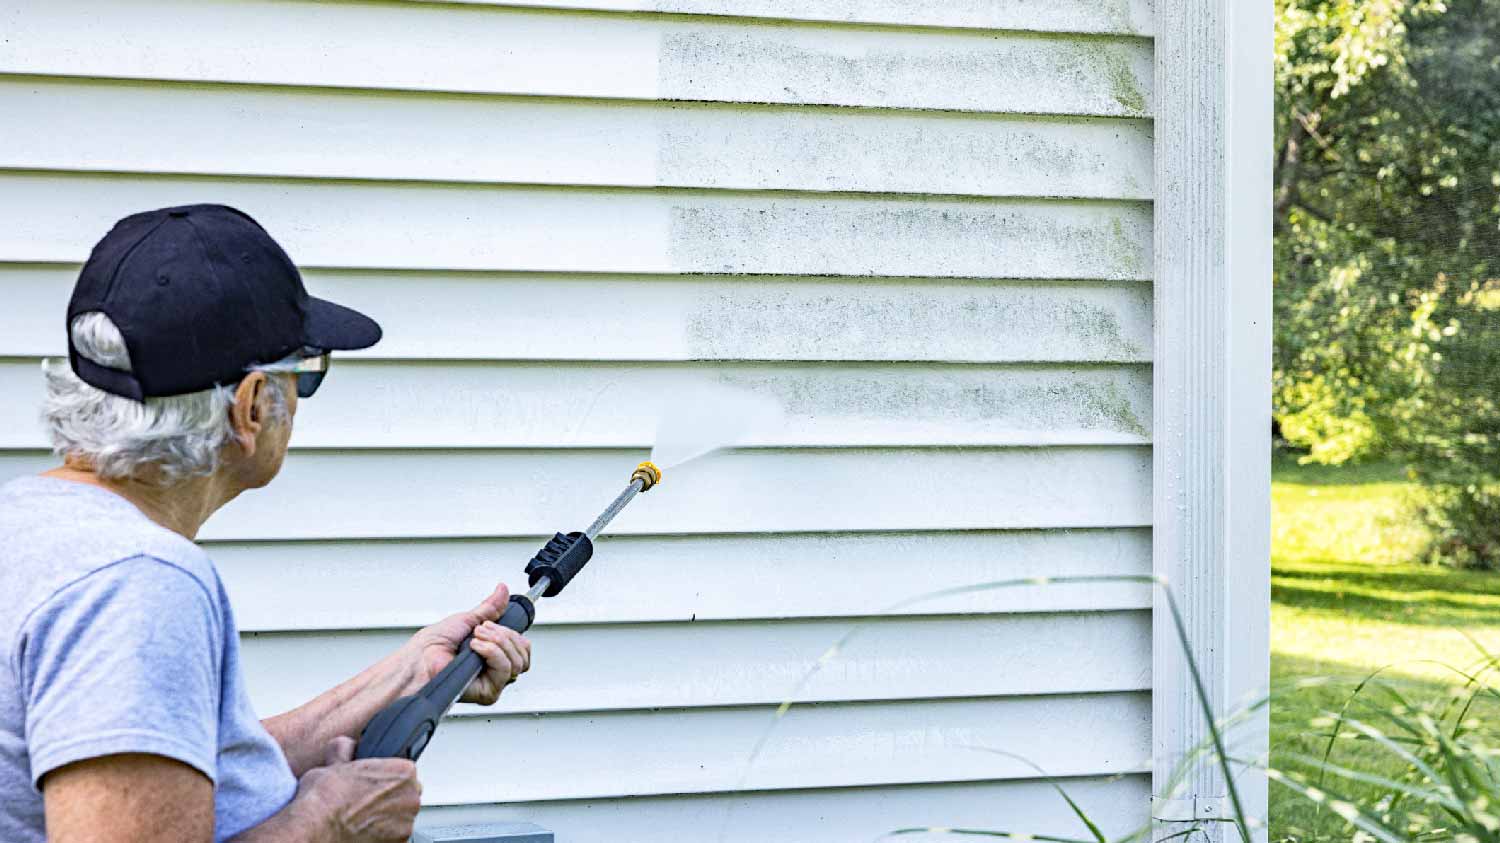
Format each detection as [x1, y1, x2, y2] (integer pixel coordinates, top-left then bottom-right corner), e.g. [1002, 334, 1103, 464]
[1275, 0, 1500, 565]
[1275, 0, 1443, 463]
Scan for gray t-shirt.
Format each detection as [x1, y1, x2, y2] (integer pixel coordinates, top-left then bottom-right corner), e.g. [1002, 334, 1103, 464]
[0, 475, 297, 841]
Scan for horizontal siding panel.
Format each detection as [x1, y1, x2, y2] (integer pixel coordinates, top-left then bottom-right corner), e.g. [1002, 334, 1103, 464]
[212, 529, 1154, 631]
[0, 173, 1154, 279]
[0, 447, 1152, 540]
[419, 774, 1151, 843]
[0, 2, 1159, 831]
[0, 360, 1153, 449]
[244, 611, 1152, 716]
[412, 692, 1150, 802]
[400, 0, 1155, 36]
[0, 1, 1153, 117]
[0, 266, 1154, 363]
[0, 77, 1155, 201]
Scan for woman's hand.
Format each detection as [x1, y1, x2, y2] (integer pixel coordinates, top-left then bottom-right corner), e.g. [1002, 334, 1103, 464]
[403, 584, 533, 705]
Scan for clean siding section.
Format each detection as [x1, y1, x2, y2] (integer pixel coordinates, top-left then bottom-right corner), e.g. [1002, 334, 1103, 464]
[214, 529, 1156, 631]
[240, 611, 1153, 716]
[0, 1, 1154, 839]
[410, 693, 1152, 803]
[395, 0, 1157, 36]
[419, 775, 1154, 843]
[0, 447, 1153, 540]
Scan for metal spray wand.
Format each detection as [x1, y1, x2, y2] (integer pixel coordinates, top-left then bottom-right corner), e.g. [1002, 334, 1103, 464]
[354, 461, 663, 761]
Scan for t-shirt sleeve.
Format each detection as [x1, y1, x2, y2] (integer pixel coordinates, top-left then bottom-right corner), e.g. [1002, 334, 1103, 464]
[18, 555, 223, 788]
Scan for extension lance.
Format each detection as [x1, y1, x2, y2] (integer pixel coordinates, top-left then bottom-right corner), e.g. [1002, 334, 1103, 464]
[353, 461, 663, 761]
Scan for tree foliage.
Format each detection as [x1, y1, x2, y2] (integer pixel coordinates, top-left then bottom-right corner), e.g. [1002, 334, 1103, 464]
[1275, 0, 1500, 564]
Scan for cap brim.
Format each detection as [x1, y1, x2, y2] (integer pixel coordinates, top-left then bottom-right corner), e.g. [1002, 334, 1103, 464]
[304, 297, 383, 351]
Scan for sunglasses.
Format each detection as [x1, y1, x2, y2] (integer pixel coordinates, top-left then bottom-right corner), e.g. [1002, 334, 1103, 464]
[288, 350, 332, 398]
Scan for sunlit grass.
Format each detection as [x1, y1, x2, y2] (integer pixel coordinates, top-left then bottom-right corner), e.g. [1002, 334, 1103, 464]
[1271, 454, 1500, 840]
[1272, 457, 1428, 568]
[1271, 454, 1500, 682]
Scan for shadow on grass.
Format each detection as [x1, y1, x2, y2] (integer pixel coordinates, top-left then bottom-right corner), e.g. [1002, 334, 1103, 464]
[1271, 453, 1409, 487]
[1272, 559, 1500, 628]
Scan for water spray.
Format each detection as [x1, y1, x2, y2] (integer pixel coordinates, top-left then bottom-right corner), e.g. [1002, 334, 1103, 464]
[354, 460, 664, 761]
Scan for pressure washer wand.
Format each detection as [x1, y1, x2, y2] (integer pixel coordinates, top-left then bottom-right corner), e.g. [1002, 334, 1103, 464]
[587, 475, 650, 540]
[517, 476, 646, 601]
[354, 461, 663, 761]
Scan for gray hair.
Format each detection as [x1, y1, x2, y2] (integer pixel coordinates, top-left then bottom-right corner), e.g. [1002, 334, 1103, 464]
[42, 312, 297, 485]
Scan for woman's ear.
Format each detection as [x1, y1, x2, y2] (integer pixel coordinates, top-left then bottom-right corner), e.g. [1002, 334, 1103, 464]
[229, 373, 266, 457]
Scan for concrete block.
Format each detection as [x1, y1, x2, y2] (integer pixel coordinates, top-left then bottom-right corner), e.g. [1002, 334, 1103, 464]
[412, 822, 554, 843]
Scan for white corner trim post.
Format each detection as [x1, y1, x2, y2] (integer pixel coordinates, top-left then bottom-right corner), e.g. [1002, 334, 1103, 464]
[1152, 0, 1273, 839]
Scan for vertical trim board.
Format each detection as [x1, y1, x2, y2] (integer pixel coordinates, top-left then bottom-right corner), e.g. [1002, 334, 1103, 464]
[1151, 0, 1270, 837]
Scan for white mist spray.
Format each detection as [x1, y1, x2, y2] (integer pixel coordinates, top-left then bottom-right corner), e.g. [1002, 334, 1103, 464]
[648, 380, 786, 471]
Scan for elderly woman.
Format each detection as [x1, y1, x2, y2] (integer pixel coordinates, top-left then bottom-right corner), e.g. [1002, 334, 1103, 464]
[0, 205, 531, 843]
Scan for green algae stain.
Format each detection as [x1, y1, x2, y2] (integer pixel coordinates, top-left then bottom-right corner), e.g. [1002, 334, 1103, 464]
[1078, 379, 1150, 438]
[1109, 216, 1147, 278]
[1104, 51, 1148, 116]
[1063, 294, 1149, 362]
[1081, 42, 1148, 117]
[1101, 0, 1146, 37]
[1082, 215, 1150, 282]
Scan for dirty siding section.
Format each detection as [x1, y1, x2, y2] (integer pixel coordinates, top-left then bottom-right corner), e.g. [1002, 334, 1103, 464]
[0, 1, 1156, 840]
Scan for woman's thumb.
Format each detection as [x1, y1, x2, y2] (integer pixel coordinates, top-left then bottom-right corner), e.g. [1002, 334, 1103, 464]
[323, 735, 357, 767]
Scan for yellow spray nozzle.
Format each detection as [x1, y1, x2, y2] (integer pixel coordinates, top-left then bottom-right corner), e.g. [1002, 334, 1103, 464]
[631, 461, 663, 492]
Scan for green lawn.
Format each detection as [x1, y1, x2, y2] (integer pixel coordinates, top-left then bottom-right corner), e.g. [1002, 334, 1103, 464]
[1270, 455, 1500, 840]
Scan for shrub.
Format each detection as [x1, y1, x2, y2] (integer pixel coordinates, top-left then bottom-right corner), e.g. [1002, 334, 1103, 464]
[1268, 661, 1500, 843]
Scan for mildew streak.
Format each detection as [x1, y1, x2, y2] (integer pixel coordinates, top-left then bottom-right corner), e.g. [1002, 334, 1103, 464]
[656, 106, 1154, 199]
[715, 365, 1152, 439]
[669, 200, 1153, 279]
[660, 28, 1154, 117]
[683, 280, 1152, 362]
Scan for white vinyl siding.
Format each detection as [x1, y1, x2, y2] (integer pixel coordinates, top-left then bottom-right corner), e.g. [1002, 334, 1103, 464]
[0, 1, 1156, 840]
[0, 1, 1152, 115]
[0, 267, 1156, 363]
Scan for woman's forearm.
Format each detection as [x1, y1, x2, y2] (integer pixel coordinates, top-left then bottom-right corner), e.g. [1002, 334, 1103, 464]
[262, 647, 420, 777]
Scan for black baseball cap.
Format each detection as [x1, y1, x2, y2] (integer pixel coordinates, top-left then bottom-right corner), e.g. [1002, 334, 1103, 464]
[67, 204, 382, 400]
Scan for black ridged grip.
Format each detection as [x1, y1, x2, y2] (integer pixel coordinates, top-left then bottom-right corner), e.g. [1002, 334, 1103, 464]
[524, 532, 594, 597]
[354, 595, 535, 760]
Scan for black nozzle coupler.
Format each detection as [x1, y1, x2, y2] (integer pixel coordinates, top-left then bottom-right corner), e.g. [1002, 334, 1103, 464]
[525, 531, 593, 597]
[524, 462, 660, 597]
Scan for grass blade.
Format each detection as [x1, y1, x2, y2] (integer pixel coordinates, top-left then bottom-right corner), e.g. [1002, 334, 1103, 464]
[1262, 767, 1406, 843]
[1271, 751, 1463, 811]
[955, 746, 1109, 843]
